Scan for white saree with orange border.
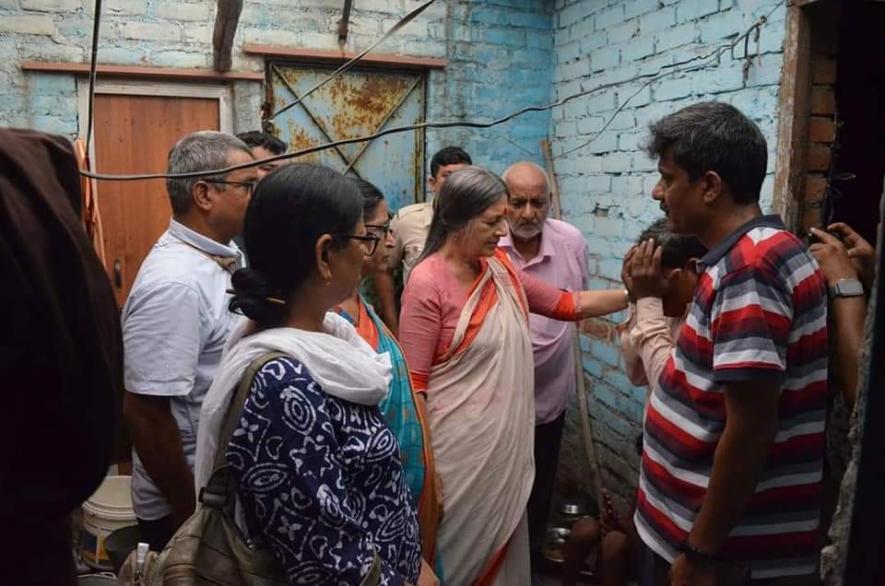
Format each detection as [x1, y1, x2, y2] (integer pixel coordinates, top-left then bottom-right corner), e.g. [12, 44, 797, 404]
[427, 255, 535, 585]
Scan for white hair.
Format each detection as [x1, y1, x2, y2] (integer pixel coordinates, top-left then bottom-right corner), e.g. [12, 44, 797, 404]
[500, 161, 551, 194]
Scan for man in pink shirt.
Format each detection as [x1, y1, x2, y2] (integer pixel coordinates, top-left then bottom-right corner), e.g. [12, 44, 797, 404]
[499, 161, 590, 564]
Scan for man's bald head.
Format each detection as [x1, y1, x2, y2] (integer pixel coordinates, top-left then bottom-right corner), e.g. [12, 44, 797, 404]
[502, 161, 551, 241]
[501, 161, 550, 194]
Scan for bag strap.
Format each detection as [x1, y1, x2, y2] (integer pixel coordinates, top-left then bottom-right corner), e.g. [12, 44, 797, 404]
[201, 351, 288, 508]
[360, 551, 382, 586]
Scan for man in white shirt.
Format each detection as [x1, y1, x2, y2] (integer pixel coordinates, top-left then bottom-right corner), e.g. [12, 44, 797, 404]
[122, 131, 256, 549]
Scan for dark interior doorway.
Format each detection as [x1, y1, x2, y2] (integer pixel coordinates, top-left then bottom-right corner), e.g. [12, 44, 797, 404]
[828, 1, 885, 245]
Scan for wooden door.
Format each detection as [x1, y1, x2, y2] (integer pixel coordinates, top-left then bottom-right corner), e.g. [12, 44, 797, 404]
[93, 94, 221, 305]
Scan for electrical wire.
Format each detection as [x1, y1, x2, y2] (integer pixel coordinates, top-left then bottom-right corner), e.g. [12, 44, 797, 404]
[268, 0, 439, 121]
[79, 2, 785, 182]
[84, 0, 103, 154]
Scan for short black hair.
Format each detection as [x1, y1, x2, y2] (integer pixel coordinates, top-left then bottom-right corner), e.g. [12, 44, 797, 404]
[645, 102, 768, 205]
[430, 146, 472, 178]
[637, 218, 707, 270]
[236, 131, 287, 155]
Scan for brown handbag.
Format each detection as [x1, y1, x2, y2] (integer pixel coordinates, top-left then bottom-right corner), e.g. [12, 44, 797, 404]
[118, 351, 382, 585]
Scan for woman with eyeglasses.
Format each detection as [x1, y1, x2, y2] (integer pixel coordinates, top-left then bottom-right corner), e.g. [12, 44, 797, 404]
[335, 179, 442, 580]
[195, 164, 437, 586]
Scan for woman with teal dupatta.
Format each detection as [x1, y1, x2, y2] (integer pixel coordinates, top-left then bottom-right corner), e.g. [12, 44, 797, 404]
[336, 179, 443, 578]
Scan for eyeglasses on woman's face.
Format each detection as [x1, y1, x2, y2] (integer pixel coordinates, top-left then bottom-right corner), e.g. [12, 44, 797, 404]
[334, 233, 381, 256]
[364, 221, 392, 239]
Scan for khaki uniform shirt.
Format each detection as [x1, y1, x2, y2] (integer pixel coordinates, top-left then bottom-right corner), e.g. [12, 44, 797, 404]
[390, 201, 433, 282]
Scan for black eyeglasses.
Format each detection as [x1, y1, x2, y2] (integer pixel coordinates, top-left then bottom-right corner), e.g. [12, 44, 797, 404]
[365, 222, 392, 238]
[205, 179, 258, 194]
[334, 233, 380, 255]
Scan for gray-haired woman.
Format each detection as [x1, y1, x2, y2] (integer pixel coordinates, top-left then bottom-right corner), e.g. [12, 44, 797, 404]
[399, 167, 628, 584]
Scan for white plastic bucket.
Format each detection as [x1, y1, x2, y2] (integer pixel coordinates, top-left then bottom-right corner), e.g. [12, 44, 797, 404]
[80, 475, 137, 571]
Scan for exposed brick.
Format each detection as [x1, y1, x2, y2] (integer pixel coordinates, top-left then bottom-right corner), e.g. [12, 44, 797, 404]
[588, 132, 618, 155]
[654, 77, 692, 101]
[580, 317, 615, 341]
[745, 53, 783, 87]
[585, 173, 613, 190]
[612, 174, 644, 195]
[808, 116, 835, 143]
[806, 144, 832, 172]
[32, 114, 76, 137]
[607, 20, 638, 44]
[639, 6, 676, 34]
[608, 111, 635, 130]
[97, 46, 147, 65]
[103, 0, 146, 15]
[675, 0, 719, 22]
[590, 339, 621, 367]
[509, 11, 550, 30]
[556, 57, 589, 82]
[590, 46, 620, 71]
[699, 9, 744, 43]
[655, 22, 697, 52]
[152, 50, 209, 68]
[602, 152, 632, 173]
[155, 3, 212, 22]
[559, 2, 588, 28]
[580, 29, 608, 52]
[812, 59, 837, 85]
[810, 86, 836, 116]
[119, 21, 180, 42]
[618, 130, 642, 151]
[805, 174, 827, 202]
[577, 115, 604, 134]
[690, 63, 745, 95]
[20, 0, 81, 12]
[183, 23, 212, 44]
[621, 35, 655, 62]
[587, 91, 616, 112]
[594, 4, 625, 30]
[624, 0, 658, 20]
[0, 15, 55, 35]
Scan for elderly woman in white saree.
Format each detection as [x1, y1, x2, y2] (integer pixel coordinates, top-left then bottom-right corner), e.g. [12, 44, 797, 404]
[399, 167, 628, 584]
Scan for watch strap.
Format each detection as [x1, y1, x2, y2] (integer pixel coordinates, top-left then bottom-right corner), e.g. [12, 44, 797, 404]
[830, 278, 864, 298]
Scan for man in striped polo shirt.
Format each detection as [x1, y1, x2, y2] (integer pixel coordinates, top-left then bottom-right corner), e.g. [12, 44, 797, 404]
[628, 102, 828, 584]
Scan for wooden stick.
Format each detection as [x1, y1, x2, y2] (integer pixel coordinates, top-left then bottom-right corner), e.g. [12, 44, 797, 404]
[213, 0, 243, 72]
[541, 138, 606, 507]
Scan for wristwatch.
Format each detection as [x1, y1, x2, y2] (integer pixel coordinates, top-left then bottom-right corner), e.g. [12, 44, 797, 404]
[830, 278, 864, 298]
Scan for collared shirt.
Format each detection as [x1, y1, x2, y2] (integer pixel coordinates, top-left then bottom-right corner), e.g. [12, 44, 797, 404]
[122, 219, 243, 520]
[634, 215, 828, 579]
[500, 219, 589, 424]
[390, 201, 433, 283]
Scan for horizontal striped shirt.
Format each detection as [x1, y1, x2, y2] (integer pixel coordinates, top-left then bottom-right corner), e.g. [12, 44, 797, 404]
[634, 215, 828, 579]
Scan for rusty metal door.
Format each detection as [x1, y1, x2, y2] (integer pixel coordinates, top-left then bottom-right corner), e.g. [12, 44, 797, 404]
[267, 63, 426, 212]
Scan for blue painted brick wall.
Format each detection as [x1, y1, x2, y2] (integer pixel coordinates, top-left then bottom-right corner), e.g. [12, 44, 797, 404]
[426, 0, 554, 182]
[550, 0, 788, 506]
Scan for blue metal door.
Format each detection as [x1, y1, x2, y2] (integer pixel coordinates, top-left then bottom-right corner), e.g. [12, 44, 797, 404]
[267, 63, 426, 212]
